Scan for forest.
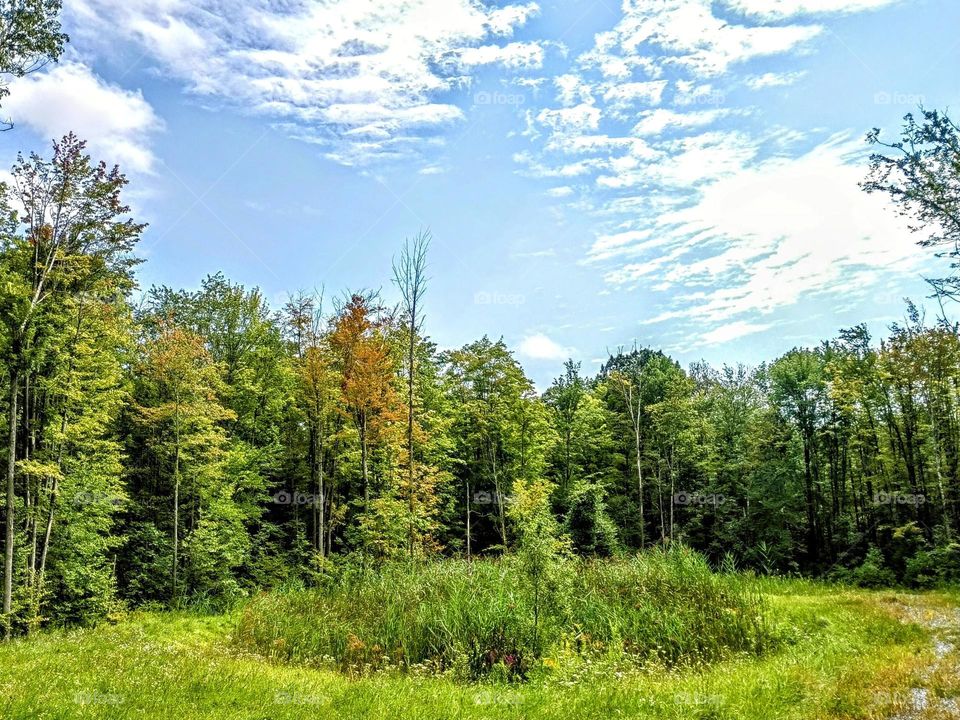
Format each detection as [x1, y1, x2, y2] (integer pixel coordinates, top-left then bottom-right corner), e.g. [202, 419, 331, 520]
[2, 120, 960, 632]
[2, 3, 960, 719]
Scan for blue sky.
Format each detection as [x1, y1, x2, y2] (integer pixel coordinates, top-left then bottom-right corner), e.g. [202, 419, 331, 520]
[2, 0, 957, 386]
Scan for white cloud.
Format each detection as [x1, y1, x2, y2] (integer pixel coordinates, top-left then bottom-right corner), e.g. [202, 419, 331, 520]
[4, 61, 162, 173]
[605, 136, 920, 333]
[632, 108, 728, 137]
[578, 0, 822, 79]
[536, 103, 602, 134]
[68, 0, 542, 165]
[487, 2, 541, 34]
[586, 229, 654, 262]
[724, 0, 899, 20]
[602, 80, 668, 116]
[554, 74, 594, 107]
[644, 131, 759, 187]
[457, 42, 546, 70]
[701, 321, 772, 344]
[518, 333, 573, 361]
[509, 0, 911, 348]
[744, 71, 807, 89]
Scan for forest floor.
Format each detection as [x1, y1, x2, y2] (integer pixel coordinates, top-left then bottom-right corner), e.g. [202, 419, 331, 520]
[0, 579, 957, 719]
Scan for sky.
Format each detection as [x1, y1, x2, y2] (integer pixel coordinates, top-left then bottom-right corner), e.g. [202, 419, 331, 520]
[1, 0, 957, 387]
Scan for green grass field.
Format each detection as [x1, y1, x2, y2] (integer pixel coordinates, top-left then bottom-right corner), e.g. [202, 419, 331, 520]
[0, 570, 957, 719]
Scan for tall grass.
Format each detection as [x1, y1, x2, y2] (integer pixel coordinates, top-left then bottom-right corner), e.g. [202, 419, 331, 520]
[235, 547, 773, 679]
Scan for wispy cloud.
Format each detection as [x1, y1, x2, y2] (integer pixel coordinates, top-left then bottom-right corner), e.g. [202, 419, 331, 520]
[68, 0, 545, 166]
[701, 321, 772, 344]
[513, 0, 916, 347]
[606, 136, 919, 329]
[726, 0, 900, 20]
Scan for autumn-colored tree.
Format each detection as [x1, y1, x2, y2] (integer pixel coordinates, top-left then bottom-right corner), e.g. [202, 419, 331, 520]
[328, 293, 400, 536]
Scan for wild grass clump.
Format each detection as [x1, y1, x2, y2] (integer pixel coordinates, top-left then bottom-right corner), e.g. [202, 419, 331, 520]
[234, 547, 772, 680]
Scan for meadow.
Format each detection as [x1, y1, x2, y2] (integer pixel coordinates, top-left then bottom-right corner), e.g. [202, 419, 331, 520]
[1, 553, 957, 720]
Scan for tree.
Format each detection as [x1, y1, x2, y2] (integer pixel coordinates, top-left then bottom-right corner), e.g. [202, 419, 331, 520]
[27, 285, 132, 626]
[443, 337, 544, 554]
[392, 230, 430, 557]
[328, 293, 400, 546]
[508, 476, 570, 660]
[543, 360, 585, 496]
[0, 0, 67, 126]
[770, 349, 827, 565]
[134, 325, 234, 601]
[284, 292, 337, 556]
[603, 348, 676, 549]
[863, 109, 960, 301]
[0, 134, 142, 633]
[647, 367, 701, 544]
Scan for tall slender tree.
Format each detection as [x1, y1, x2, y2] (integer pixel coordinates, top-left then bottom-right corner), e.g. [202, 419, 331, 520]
[392, 230, 430, 557]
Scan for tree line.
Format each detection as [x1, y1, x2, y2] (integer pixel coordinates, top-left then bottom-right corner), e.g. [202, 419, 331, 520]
[3, 0, 960, 636]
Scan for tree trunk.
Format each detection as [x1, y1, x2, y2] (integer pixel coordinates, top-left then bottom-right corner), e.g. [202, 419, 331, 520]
[3, 365, 19, 635]
[407, 298, 416, 558]
[172, 442, 180, 602]
[669, 448, 675, 544]
[360, 417, 369, 511]
[634, 422, 644, 548]
[318, 455, 325, 557]
[36, 412, 68, 616]
[491, 447, 507, 547]
[465, 481, 472, 561]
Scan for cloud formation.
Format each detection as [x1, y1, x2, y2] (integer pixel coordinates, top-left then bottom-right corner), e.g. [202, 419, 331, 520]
[4, 61, 162, 173]
[516, 0, 914, 347]
[68, 0, 545, 166]
[519, 333, 573, 361]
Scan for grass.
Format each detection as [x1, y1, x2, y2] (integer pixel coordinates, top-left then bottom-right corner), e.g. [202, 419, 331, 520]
[235, 549, 772, 678]
[0, 566, 951, 718]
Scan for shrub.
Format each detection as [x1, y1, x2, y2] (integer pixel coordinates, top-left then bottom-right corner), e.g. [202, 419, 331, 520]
[904, 542, 960, 587]
[234, 548, 772, 680]
[849, 546, 896, 588]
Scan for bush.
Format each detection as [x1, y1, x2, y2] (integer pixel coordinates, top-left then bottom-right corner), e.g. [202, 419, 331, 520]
[234, 548, 772, 680]
[849, 546, 896, 588]
[904, 542, 960, 587]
